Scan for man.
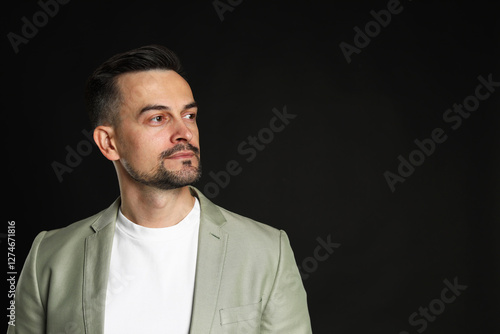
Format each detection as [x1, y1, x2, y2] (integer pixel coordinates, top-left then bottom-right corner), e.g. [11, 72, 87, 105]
[8, 45, 312, 333]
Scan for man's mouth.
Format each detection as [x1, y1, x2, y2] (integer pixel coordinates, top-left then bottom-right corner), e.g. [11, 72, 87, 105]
[166, 151, 196, 159]
[160, 143, 200, 161]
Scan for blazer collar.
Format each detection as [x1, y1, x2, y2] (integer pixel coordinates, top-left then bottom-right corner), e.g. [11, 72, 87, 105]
[82, 187, 228, 333]
[189, 186, 226, 228]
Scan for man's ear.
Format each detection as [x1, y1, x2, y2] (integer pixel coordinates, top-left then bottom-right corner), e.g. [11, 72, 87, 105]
[93, 125, 120, 161]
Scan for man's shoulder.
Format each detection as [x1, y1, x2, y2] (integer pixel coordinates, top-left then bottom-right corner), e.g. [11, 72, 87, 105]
[208, 202, 294, 277]
[36, 200, 118, 256]
[219, 205, 279, 233]
[215, 204, 284, 248]
[193, 187, 284, 246]
[43, 210, 104, 240]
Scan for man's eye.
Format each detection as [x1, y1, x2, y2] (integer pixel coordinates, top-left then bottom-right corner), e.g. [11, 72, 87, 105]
[151, 115, 164, 123]
[184, 113, 196, 120]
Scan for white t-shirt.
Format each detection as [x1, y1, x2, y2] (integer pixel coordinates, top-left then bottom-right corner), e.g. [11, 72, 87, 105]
[104, 198, 201, 334]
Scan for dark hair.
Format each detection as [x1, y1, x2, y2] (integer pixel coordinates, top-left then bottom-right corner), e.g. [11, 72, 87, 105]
[85, 45, 184, 128]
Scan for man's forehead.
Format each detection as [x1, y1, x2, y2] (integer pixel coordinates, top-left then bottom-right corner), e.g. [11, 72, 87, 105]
[116, 69, 193, 106]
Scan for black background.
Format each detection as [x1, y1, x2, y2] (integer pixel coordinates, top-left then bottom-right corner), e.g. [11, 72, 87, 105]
[3, 0, 499, 333]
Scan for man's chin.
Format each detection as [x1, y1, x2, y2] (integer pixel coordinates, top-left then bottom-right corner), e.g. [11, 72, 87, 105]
[123, 160, 201, 191]
[167, 165, 202, 186]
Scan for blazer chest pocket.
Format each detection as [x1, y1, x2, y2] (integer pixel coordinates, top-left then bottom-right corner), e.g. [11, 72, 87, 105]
[219, 299, 262, 333]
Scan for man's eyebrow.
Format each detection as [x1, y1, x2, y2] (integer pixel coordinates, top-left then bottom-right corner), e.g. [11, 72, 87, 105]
[139, 104, 170, 114]
[138, 101, 198, 114]
[184, 101, 198, 110]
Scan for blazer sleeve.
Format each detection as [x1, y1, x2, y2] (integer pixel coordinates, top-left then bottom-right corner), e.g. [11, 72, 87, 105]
[7, 231, 47, 334]
[261, 230, 313, 333]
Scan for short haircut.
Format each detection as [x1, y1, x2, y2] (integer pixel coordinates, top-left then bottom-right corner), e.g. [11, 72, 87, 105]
[85, 45, 184, 128]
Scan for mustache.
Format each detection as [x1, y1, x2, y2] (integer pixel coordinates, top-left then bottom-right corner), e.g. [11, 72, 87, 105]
[159, 143, 200, 159]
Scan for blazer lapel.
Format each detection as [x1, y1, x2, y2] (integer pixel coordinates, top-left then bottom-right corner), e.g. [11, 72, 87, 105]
[189, 187, 229, 333]
[82, 198, 120, 334]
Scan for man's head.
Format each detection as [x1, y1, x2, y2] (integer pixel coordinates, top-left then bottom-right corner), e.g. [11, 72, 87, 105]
[86, 45, 201, 191]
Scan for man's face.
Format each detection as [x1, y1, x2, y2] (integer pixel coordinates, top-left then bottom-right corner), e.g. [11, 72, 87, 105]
[112, 69, 201, 190]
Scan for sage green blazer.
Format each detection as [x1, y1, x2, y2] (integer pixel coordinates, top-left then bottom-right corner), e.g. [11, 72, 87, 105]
[8, 187, 312, 333]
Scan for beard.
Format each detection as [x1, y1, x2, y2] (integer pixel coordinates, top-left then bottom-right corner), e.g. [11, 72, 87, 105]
[121, 143, 202, 191]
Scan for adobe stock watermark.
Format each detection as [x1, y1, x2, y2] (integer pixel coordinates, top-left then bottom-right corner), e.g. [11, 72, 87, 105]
[384, 73, 499, 192]
[51, 128, 96, 183]
[339, 0, 411, 64]
[203, 105, 296, 198]
[7, 0, 71, 54]
[399, 276, 467, 334]
[212, 0, 243, 22]
[298, 234, 341, 281]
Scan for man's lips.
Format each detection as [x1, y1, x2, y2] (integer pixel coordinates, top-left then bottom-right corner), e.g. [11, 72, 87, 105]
[166, 151, 196, 159]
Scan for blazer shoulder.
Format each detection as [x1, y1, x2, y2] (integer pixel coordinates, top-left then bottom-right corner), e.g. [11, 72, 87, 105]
[42, 208, 105, 242]
[217, 205, 283, 246]
[35, 199, 119, 261]
[193, 186, 282, 241]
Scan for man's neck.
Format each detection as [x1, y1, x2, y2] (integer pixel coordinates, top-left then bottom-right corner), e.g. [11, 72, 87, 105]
[119, 185, 196, 228]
